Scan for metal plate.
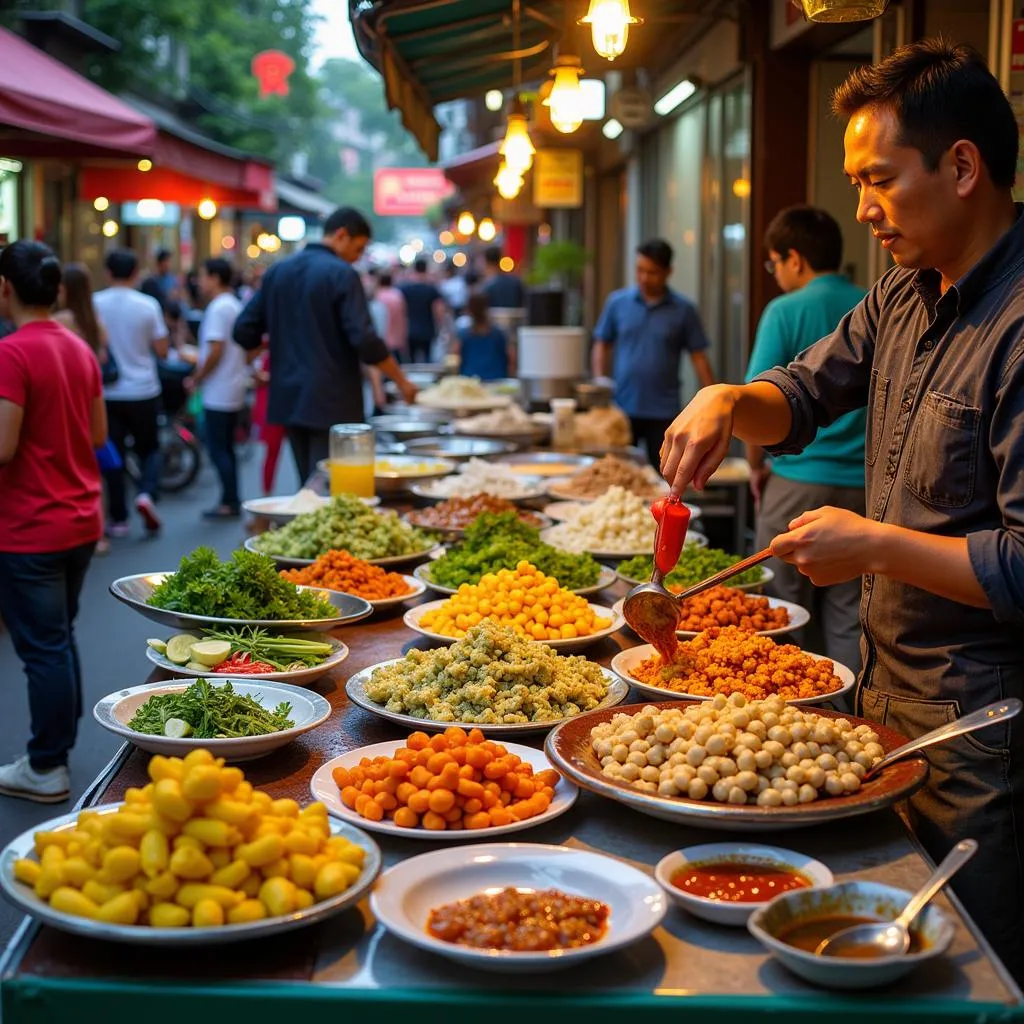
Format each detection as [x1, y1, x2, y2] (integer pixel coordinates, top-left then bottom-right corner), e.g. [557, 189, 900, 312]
[241, 494, 380, 526]
[451, 422, 550, 447]
[409, 478, 548, 504]
[401, 437, 519, 461]
[491, 451, 596, 477]
[109, 573, 373, 632]
[144, 633, 350, 684]
[610, 595, 812, 639]
[93, 679, 333, 761]
[412, 562, 618, 598]
[415, 393, 512, 412]
[310, 741, 578, 839]
[242, 535, 442, 570]
[345, 661, 630, 737]
[0, 808, 381, 945]
[545, 702, 928, 832]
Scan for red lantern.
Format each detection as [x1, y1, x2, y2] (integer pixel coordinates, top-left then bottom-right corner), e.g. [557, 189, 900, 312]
[251, 50, 295, 98]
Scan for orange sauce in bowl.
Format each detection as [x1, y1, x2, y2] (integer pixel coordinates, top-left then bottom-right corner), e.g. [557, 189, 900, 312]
[672, 861, 811, 903]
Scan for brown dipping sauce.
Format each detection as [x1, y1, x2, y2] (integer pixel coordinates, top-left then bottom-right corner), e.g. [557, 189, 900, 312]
[776, 914, 927, 957]
[673, 861, 811, 903]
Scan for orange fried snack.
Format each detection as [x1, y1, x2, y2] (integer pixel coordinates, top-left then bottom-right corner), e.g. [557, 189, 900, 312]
[331, 727, 562, 832]
[280, 549, 413, 600]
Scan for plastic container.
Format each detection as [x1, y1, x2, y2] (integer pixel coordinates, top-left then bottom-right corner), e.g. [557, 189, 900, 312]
[550, 398, 577, 450]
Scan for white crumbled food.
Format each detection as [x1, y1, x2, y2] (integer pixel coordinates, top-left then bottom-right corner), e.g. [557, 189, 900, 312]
[542, 485, 655, 553]
[417, 376, 495, 405]
[589, 694, 885, 804]
[426, 458, 540, 499]
[280, 489, 328, 514]
[453, 404, 533, 434]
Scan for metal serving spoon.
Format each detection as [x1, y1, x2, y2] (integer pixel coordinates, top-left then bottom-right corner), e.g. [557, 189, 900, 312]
[861, 698, 1021, 781]
[816, 839, 978, 958]
[621, 547, 775, 648]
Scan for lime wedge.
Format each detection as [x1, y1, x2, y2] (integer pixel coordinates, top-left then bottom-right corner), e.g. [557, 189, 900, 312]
[165, 634, 200, 665]
[186, 661, 212, 673]
[146, 638, 168, 655]
[163, 718, 193, 739]
[189, 640, 232, 667]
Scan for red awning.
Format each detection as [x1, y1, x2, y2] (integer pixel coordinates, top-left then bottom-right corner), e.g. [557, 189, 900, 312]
[0, 27, 156, 155]
[443, 141, 501, 190]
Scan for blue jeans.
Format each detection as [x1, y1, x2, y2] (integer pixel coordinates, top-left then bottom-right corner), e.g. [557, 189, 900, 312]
[0, 543, 95, 769]
[203, 408, 240, 508]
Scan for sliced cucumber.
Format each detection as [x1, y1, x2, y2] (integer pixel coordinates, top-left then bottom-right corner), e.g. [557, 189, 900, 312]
[163, 718, 193, 739]
[165, 633, 200, 665]
[186, 660, 212, 673]
[189, 640, 232, 667]
[146, 638, 168, 655]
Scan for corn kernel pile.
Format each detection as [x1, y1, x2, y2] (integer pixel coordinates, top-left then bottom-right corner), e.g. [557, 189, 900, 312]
[418, 561, 611, 641]
[13, 749, 366, 929]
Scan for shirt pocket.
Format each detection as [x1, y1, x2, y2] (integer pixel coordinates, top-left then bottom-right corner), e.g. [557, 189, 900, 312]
[904, 390, 981, 509]
[865, 369, 890, 468]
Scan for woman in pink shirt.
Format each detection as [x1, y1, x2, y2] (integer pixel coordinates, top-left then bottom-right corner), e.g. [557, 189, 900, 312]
[0, 242, 107, 804]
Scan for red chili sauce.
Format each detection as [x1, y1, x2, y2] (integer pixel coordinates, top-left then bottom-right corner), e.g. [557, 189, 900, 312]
[672, 860, 811, 903]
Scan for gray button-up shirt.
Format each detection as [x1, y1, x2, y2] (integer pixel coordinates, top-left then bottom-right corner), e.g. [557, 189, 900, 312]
[756, 208, 1024, 727]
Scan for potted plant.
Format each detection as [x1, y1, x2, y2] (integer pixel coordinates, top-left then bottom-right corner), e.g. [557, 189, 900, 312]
[526, 239, 591, 325]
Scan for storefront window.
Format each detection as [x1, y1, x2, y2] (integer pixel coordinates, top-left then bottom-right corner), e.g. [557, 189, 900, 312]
[0, 161, 21, 245]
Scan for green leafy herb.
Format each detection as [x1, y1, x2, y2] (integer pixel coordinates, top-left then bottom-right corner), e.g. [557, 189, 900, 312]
[148, 547, 335, 620]
[618, 548, 766, 588]
[429, 512, 601, 591]
[127, 678, 295, 738]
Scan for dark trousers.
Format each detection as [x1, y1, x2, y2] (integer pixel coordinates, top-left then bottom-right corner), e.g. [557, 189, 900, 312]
[408, 335, 432, 364]
[204, 408, 240, 508]
[287, 426, 331, 485]
[0, 542, 94, 769]
[105, 397, 162, 522]
[630, 416, 674, 469]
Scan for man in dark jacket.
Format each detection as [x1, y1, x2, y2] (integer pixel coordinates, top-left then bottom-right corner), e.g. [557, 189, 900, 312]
[234, 207, 417, 480]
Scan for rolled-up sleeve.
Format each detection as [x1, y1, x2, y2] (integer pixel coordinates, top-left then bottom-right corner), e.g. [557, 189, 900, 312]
[336, 268, 389, 365]
[967, 337, 1024, 624]
[754, 275, 883, 456]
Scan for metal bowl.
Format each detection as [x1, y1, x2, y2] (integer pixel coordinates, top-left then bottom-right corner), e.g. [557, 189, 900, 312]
[401, 436, 519, 462]
[380, 403, 450, 424]
[368, 416, 450, 442]
[109, 572, 373, 632]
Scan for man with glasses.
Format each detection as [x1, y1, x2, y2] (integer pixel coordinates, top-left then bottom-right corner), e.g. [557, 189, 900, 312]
[745, 206, 867, 676]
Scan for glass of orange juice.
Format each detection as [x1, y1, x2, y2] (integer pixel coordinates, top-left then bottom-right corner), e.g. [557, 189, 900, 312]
[328, 423, 376, 498]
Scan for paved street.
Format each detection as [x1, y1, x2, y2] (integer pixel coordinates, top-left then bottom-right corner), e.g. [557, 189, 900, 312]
[0, 443, 301, 948]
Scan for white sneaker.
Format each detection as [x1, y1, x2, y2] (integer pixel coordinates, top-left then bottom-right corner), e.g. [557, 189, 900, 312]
[0, 756, 70, 804]
[135, 493, 162, 533]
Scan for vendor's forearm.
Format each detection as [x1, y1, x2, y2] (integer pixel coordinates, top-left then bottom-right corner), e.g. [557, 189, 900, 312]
[374, 354, 409, 386]
[870, 526, 990, 609]
[732, 382, 794, 447]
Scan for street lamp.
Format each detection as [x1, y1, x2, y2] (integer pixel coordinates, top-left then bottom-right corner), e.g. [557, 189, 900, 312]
[457, 211, 476, 236]
[544, 55, 585, 134]
[578, 0, 641, 61]
[494, 162, 524, 200]
[197, 198, 218, 220]
[478, 217, 497, 242]
[499, 109, 535, 175]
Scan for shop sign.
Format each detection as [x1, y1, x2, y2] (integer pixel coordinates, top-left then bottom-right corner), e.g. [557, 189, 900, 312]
[252, 50, 295, 97]
[609, 86, 652, 129]
[373, 168, 455, 217]
[533, 149, 584, 209]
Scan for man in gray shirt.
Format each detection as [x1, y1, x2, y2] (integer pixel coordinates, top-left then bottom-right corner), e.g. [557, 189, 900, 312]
[661, 40, 1024, 980]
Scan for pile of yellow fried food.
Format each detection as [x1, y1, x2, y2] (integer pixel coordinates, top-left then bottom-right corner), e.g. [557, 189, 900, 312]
[12, 749, 365, 928]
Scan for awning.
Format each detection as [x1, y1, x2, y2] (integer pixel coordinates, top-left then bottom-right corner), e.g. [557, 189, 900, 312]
[276, 177, 336, 217]
[78, 165, 276, 213]
[443, 141, 501, 190]
[0, 26, 156, 155]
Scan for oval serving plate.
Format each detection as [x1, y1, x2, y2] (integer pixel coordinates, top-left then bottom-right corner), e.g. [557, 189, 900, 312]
[545, 701, 927, 832]
[0, 808, 381, 945]
[411, 562, 617, 599]
[242, 535, 442, 570]
[345, 661, 630, 737]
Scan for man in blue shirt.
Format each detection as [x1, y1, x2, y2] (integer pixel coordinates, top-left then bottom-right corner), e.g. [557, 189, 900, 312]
[592, 239, 714, 466]
[234, 206, 417, 481]
[398, 258, 446, 364]
[745, 206, 867, 675]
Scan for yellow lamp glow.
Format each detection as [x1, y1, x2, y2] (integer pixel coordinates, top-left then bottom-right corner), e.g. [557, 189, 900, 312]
[732, 177, 751, 199]
[456, 211, 476, 236]
[478, 217, 497, 242]
[543, 57, 585, 134]
[452, 252, 468, 268]
[499, 256, 515, 272]
[579, 0, 641, 61]
[494, 162, 524, 200]
[101, 219, 119, 238]
[246, 244, 261, 259]
[499, 113, 535, 175]
[197, 198, 218, 220]
[93, 196, 109, 212]
[137, 159, 153, 172]
[439, 229, 455, 246]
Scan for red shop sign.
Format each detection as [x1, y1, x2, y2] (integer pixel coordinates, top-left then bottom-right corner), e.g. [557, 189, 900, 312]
[373, 168, 454, 217]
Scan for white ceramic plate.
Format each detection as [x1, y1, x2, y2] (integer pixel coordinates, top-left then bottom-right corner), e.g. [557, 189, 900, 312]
[611, 595, 811, 640]
[544, 500, 702, 521]
[410, 478, 548, 503]
[654, 843, 834, 927]
[242, 494, 379, 525]
[93, 679, 332, 761]
[373, 455, 456, 481]
[617, 564, 776, 594]
[404, 600, 623, 654]
[609, 644, 857, 707]
[145, 633, 349, 684]
[416, 393, 513, 412]
[344, 661, 630, 737]
[243, 535, 442, 570]
[311, 741, 578, 840]
[370, 842, 667, 972]
[412, 562, 618, 599]
[361, 573, 429, 611]
[538, 526, 708, 560]
[0, 807, 380, 945]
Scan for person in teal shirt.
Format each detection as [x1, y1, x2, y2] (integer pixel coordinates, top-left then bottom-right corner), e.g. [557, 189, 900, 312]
[745, 206, 867, 676]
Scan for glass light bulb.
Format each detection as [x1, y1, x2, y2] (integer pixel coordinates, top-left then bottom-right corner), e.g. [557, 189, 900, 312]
[545, 65, 584, 134]
[500, 114, 535, 175]
[494, 163, 524, 200]
[579, 0, 639, 61]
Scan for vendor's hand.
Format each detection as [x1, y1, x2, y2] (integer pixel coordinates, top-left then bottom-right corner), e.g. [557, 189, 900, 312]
[660, 384, 738, 495]
[398, 378, 419, 405]
[749, 465, 772, 508]
[770, 506, 884, 586]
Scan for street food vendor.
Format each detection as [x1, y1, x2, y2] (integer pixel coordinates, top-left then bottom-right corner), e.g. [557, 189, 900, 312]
[660, 39, 1024, 979]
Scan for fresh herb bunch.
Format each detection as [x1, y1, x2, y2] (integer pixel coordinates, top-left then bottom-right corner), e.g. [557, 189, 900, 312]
[618, 548, 766, 588]
[148, 547, 335, 620]
[127, 678, 295, 738]
[202, 626, 335, 671]
[251, 495, 433, 561]
[429, 512, 601, 591]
